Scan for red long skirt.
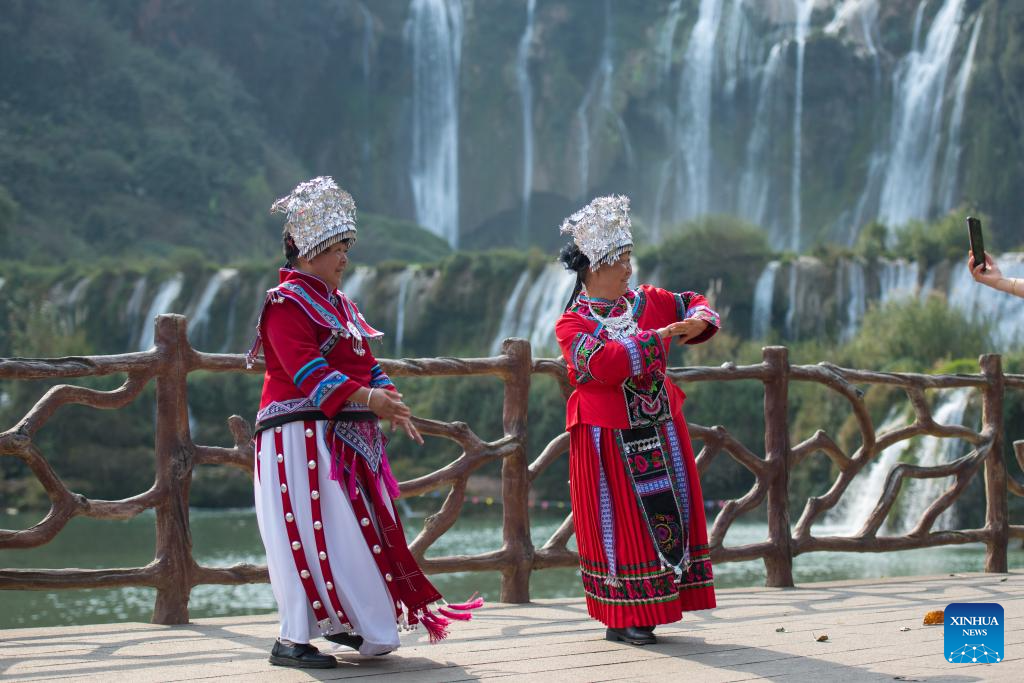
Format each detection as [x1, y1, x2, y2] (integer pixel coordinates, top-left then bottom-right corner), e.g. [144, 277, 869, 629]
[569, 415, 716, 628]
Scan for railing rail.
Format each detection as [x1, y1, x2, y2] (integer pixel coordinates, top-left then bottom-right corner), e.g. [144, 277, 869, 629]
[1, 314, 1022, 623]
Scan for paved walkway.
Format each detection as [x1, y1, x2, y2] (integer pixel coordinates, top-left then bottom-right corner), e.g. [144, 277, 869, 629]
[1, 572, 1021, 682]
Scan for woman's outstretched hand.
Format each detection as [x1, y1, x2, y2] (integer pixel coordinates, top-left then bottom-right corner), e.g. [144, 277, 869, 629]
[368, 388, 412, 422]
[658, 318, 709, 346]
[389, 416, 424, 444]
[969, 251, 1003, 287]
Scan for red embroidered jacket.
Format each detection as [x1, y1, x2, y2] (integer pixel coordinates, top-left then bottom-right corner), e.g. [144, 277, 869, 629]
[249, 268, 395, 432]
[555, 284, 720, 431]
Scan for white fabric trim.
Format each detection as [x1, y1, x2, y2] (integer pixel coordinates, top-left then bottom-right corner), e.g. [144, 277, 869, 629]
[254, 421, 400, 655]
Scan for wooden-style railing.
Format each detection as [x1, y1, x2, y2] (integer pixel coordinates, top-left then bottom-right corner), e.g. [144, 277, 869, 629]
[1, 314, 1022, 624]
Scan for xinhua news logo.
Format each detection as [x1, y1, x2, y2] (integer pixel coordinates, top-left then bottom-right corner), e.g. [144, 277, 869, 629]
[944, 602, 1004, 664]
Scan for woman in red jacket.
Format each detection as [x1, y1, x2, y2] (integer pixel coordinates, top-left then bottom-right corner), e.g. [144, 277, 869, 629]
[555, 195, 719, 646]
[247, 177, 477, 668]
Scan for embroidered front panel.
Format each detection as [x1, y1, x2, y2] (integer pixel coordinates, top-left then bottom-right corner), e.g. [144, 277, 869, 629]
[616, 426, 690, 571]
[591, 426, 617, 582]
[332, 419, 387, 474]
[622, 371, 671, 428]
[312, 370, 350, 408]
[571, 333, 606, 385]
[661, 421, 692, 533]
[580, 567, 680, 605]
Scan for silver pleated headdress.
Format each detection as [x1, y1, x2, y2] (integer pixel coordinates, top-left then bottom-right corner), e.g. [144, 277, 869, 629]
[271, 176, 357, 259]
[559, 195, 633, 269]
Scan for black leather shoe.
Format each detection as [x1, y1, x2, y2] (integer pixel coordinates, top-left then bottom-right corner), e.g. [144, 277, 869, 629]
[269, 640, 338, 668]
[605, 626, 657, 645]
[637, 625, 656, 633]
[324, 631, 364, 650]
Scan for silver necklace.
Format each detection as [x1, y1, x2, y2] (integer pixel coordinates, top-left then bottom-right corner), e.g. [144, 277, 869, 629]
[584, 290, 638, 340]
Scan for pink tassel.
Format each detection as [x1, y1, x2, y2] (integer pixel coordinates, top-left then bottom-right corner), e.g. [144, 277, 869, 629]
[445, 593, 484, 611]
[380, 453, 402, 500]
[438, 607, 473, 621]
[419, 611, 449, 643]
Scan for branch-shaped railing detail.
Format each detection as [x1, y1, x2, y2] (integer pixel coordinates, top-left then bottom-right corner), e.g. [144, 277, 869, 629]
[1, 316, 1022, 624]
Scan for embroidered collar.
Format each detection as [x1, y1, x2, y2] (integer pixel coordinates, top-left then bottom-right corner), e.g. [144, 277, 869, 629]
[573, 288, 646, 320]
[279, 267, 334, 296]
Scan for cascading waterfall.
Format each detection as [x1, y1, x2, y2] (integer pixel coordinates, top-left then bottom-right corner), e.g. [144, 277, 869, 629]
[878, 259, 921, 303]
[897, 387, 972, 532]
[783, 261, 800, 339]
[515, 0, 537, 241]
[938, 14, 983, 213]
[877, 0, 967, 231]
[751, 260, 780, 339]
[342, 266, 370, 305]
[490, 270, 532, 355]
[824, 405, 912, 536]
[408, 0, 463, 247]
[574, 0, 614, 200]
[138, 274, 184, 351]
[668, 0, 725, 225]
[359, 2, 374, 165]
[650, 0, 684, 239]
[840, 259, 867, 342]
[188, 268, 238, 344]
[393, 267, 417, 357]
[789, 0, 815, 251]
[738, 43, 785, 230]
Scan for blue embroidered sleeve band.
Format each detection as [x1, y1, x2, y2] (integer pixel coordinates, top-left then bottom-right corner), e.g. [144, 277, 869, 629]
[293, 357, 328, 386]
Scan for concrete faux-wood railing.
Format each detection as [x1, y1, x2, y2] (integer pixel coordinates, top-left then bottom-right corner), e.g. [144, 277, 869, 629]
[1, 314, 1021, 625]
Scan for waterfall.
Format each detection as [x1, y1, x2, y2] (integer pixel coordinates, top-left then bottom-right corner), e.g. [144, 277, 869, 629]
[342, 266, 370, 305]
[488, 264, 576, 355]
[650, 0, 684, 239]
[938, 14, 983, 213]
[897, 387, 972, 532]
[721, 0, 756, 99]
[574, 0, 614, 200]
[188, 268, 238, 344]
[783, 261, 800, 339]
[515, 0, 537, 241]
[789, 0, 815, 251]
[490, 270, 532, 355]
[751, 260, 780, 339]
[824, 405, 912, 535]
[359, 2, 374, 165]
[738, 42, 785, 230]
[877, 0, 967, 231]
[668, 0, 725, 224]
[138, 274, 184, 351]
[408, 0, 463, 247]
[878, 259, 921, 304]
[393, 267, 416, 357]
[124, 276, 147, 329]
[840, 259, 867, 342]
[947, 252, 1024, 348]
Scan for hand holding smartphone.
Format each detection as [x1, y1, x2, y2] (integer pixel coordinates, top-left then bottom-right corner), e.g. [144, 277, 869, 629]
[967, 216, 986, 272]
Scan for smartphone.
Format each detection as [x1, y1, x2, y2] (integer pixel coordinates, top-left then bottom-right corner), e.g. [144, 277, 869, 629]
[967, 216, 986, 272]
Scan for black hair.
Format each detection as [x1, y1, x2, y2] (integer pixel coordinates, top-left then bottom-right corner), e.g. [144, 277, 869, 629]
[282, 233, 299, 267]
[558, 241, 591, 311]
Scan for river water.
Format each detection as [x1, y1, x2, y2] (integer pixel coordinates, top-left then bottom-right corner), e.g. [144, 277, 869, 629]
[1, 508, 1020, 629]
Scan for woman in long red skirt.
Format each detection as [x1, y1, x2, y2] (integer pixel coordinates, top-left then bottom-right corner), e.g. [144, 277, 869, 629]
[555, 195, 719, 645]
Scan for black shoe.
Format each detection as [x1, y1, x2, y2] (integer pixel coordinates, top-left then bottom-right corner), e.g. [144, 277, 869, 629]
[637, 625, 656, 633]
[324, 631, 364, 651]
[269, 640, 338, 668]
[605, 626, 657, 645]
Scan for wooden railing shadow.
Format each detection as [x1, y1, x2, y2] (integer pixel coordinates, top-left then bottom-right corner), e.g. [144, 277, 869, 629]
[1, 314, 1022, 624]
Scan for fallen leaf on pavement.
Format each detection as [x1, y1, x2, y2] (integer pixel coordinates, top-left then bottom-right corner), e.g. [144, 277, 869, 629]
[923, 610, 944, 626]
[815, 633, 829, 642]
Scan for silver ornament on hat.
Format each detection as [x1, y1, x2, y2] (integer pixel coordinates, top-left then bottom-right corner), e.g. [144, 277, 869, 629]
[559, 195, 633, 270]
[271, 176, 357, 259]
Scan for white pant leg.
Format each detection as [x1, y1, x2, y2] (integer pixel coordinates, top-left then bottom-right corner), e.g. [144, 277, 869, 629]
[255, 421, 400, 654]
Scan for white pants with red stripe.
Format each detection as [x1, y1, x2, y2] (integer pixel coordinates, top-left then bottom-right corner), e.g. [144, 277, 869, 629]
[254, 420, 401, 656]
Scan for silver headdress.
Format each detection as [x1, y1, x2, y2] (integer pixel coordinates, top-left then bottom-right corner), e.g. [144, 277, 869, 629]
[559, 195, 633, 269]
[271, 176, 357, 260]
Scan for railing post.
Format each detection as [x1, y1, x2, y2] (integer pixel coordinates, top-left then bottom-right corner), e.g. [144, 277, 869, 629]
[980, 354, 1008, 573]
[763, 346, 794, 587]
[152, 314, 196, 624]
[499, 338, 533, 602]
